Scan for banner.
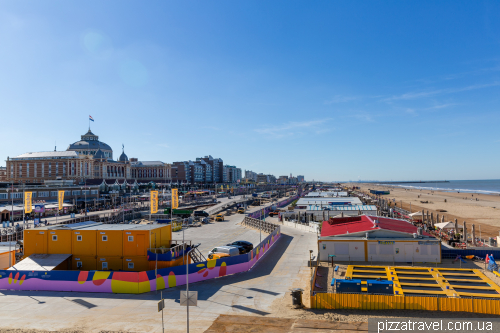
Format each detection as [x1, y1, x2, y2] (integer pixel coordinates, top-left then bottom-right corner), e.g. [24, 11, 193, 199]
[25, 192, 32, 213]
[150, 191, 159, 214]
[35, 204, 45, 213]
[58, 191, 65, 210]
[171, 189, 179, 209]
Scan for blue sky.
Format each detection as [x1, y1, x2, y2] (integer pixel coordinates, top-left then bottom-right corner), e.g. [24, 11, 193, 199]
[1, 1, 500, 181]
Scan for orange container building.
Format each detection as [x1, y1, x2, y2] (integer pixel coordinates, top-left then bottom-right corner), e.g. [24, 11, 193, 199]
[71, 256, 97, 270]
[22, 221, 173, 272]
[23, 229, 48, 257]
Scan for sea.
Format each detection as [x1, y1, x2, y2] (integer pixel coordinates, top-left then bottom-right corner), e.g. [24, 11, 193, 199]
[377, 179, 500, 195]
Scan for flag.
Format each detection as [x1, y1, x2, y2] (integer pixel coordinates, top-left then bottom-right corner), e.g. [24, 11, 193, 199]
[25, 192, 32, 213]
[150, 190, 159, 214]
[171, 189, 179, 209]
[89, 115, 94, 122]
[58, 191, 65, 210]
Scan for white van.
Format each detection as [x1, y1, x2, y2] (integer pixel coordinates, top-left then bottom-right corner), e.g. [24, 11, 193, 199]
[207, 246, 240, 258]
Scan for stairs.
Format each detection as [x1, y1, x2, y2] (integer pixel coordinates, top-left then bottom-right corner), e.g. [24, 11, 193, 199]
[189, 243, 206, 263]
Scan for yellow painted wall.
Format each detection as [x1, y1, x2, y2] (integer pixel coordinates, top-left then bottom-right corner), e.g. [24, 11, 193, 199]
[160, 225, 171, 247]
[47, 230, 72, 254]
[309, 293, 500, 315]
[0, 250, 15, 269]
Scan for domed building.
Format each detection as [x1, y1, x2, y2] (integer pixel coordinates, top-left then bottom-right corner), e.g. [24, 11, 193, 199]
[67, 129, 113, 159]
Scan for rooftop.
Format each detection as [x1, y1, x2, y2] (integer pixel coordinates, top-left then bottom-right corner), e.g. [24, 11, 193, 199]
[320, 215, 431, 238]
[11, 151, 80, 160]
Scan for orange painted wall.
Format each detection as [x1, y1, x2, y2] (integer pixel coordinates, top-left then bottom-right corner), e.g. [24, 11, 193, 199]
[123, 256, 149, 271]
[71, 230, 97, 256]
[123, 231, 149, 257]
[97, 256, 123, 271]
[97, 231, 123, 257]
[71, 256, 97, 271]
[23, 230, 47, 257]
[47, 230, 72, 254]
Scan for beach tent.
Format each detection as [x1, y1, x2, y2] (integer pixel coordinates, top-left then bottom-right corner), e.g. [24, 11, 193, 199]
[409, 211, 423, 222]
[435, 222, 462, 230]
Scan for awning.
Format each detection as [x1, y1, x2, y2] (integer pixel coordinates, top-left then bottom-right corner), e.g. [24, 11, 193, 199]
[8, 253, 72, 271]
[434, 222, 462, 230]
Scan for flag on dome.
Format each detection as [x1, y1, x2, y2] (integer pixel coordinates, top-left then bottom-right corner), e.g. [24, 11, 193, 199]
[89, 115, 94, 122]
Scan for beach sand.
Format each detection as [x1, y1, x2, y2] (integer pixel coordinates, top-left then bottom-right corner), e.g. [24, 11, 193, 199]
[349, 183, 500, 238]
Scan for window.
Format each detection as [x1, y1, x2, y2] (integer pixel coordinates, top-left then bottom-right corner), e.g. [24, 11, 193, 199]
[38, 191, 49, 198]
[52, 235, 58, 241]
[82, 190, 90, 195]
[102, 262, 108, 269]
[65, 190, 71, 196]
[11, 192, 23, 199]
[127, 262, 134, 269]
[91, 190, 98, 195]
[50, 191, 58, 197]
[77, 262, 82, 268]
[77, 235, 82, 241]
[102, 235, 108, 241]
[72, 190, 81, 195]
[128, 236, 134, 242]
[0, 193, 7, 199]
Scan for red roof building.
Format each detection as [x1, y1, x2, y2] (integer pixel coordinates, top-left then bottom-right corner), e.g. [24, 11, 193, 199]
[318, 215, 440, 263]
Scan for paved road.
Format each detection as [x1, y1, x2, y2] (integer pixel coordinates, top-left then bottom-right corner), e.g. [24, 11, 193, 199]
[0, 199, 316, 332]
[0, 195, 253, 232]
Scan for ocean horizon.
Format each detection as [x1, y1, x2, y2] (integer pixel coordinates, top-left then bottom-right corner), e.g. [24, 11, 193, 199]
[371, 179, 500, 195]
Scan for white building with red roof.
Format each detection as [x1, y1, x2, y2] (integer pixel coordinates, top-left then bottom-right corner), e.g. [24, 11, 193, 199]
[319, 215, 441, 263]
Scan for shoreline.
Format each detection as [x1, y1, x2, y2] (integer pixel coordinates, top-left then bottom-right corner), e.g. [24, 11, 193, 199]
[346, 183, 500, 239]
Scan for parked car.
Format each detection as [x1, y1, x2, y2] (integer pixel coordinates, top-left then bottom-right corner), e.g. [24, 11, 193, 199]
[194, 210, 209, 217]
[215, 214, 224, 221]
[226, 241, 253, 253]
[237, 208, 245, 214]
[207, 246, 240, 258]
[207, 253, 230, 260]
[269, 211, 279, 217]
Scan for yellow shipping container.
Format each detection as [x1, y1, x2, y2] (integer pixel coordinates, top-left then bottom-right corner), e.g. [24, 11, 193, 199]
[72, 230, 97, 256]
[47, 230, 72, 254]
[123, 256, 149, 271]
[97, 256, 123, 271]
[23, 229, 48, 257]
[123, 230, 149, 257]
[72, 256, 97, 271]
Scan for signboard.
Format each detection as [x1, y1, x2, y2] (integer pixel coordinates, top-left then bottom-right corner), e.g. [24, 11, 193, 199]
[158, 299, 165, 312]
[34, 218, 40, 226]
[25, 192, 32, 214]
[150, 191, 158, 214]
[378, 241, 395, 245]
[34, 204, 45, 213]
[180, 291, 197, 306]
[418, 241, 439, 245]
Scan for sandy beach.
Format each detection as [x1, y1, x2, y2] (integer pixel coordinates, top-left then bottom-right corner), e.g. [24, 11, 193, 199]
[349, 183, 500, 238]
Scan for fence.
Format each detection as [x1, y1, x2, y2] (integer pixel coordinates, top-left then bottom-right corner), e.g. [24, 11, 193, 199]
[247, 195, 299, 220]
[242, 217, 277, 234]
[442, 249, 500, 260]
[283, 220, 319, 233]
[310, 293, 500, 315]
[0, 223, 281, 294]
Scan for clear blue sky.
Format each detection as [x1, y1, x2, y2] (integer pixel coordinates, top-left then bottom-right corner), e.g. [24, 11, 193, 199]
[1, 1, 499, 181]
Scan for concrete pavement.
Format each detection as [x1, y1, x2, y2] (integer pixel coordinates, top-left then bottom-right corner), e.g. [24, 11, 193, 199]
[0, 196, 316, 332]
